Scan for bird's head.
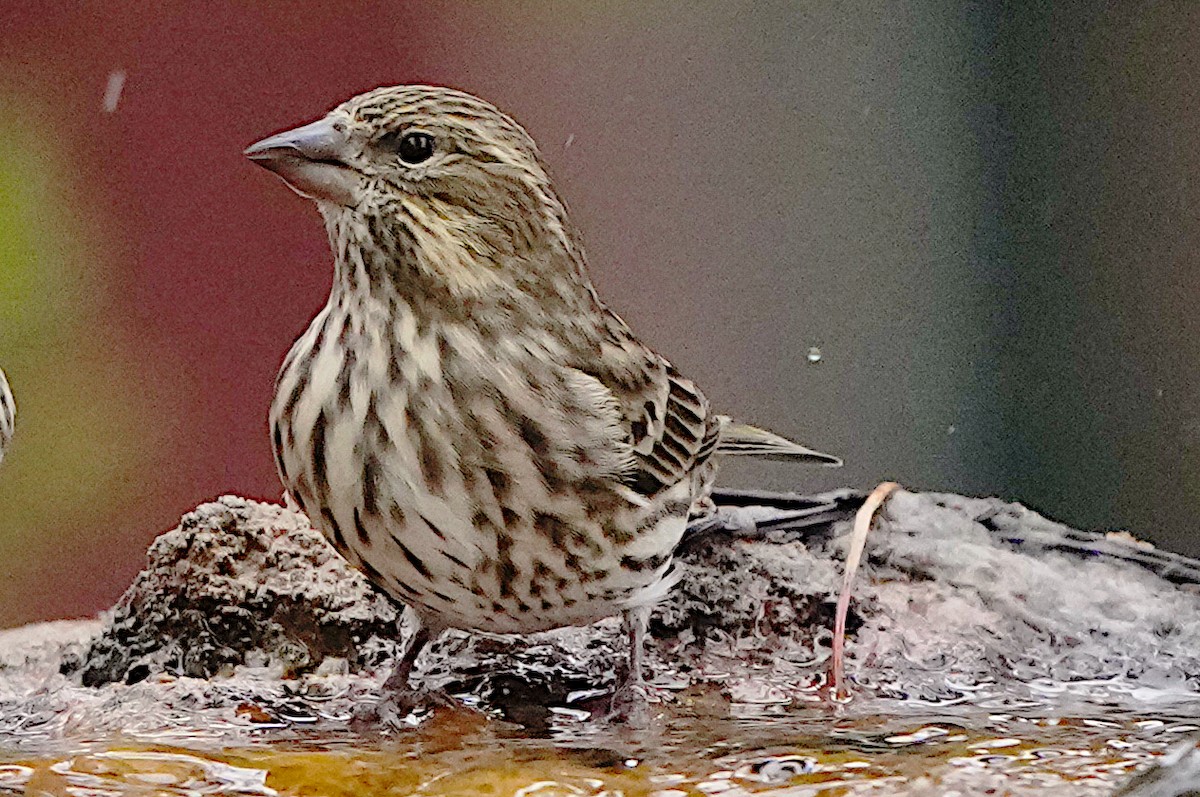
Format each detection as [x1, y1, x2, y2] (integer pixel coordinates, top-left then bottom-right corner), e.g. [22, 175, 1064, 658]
[246, 85, 585, 301]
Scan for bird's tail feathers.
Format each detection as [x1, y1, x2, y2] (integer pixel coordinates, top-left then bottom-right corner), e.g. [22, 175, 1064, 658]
[715, 418, 842, 466]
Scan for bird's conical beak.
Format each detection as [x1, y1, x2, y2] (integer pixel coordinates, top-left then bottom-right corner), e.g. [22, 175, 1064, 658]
[245, 117, 360, 207]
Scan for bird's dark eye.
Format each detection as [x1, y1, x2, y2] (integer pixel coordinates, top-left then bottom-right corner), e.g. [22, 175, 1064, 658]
[385, 131, 435, 165]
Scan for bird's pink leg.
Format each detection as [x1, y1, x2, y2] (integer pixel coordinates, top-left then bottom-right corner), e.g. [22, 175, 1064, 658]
[382, 623, 432, 694]
[362, 618, 455, 725]
[607, 606, 652, 721]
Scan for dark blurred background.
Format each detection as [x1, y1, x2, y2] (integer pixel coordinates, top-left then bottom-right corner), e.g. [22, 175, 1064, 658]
[1, 2, 1198, 627]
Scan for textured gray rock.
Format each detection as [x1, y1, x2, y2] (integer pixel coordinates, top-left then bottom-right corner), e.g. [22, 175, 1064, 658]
[842, 491, 1200, 702]
[60, 497, 401, 687]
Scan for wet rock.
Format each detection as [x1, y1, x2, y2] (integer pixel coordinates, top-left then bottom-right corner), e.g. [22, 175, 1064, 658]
[60, 496, 401, 687]
[851, 491, 1200, 701]
[3, 487, 1197, 745]
[662, 489, 1200, 705]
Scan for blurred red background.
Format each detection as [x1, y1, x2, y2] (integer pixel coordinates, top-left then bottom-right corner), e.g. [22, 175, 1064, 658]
[3, 2, 1200, 627]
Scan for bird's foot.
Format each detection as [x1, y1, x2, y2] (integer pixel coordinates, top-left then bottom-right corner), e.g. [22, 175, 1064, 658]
[598, 678, 675, 725]
[605, 681, 650, 724]
[353, 686, 459, 729]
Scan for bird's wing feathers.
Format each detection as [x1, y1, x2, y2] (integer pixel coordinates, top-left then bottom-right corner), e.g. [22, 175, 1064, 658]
[624, 368, 722, 497]
[569, 311, 839, 498]
[572, 336, 721, 498]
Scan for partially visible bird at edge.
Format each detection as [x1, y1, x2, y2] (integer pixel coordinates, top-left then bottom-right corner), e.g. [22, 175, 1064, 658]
[0, 368, 14, 467]
[245, 85, 841, 719]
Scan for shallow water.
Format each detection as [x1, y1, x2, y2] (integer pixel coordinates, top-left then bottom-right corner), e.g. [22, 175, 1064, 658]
[3, 685, 1197, 796]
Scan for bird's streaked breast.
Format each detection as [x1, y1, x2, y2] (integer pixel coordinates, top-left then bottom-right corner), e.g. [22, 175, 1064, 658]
[270, 294, 692, 634]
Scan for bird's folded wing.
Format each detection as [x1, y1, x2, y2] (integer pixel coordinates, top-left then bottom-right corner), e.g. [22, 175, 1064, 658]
[572, 346, 720, 499]
[628, 369, 722, 497]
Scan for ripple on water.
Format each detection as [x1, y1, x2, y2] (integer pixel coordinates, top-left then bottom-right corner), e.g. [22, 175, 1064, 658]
[0, 700, 1196, 795]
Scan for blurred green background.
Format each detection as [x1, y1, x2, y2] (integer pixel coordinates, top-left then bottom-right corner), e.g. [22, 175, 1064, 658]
[2, 1, 1199, 628]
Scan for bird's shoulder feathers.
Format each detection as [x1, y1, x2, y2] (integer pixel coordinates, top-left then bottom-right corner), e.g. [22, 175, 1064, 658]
[565, 315, 720, 499]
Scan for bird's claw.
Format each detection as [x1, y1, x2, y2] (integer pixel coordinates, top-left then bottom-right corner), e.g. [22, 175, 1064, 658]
[601, 679, 670, 725]
[353, 687, 459, 728]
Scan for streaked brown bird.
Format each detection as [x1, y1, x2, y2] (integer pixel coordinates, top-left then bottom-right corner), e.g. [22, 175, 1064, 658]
[246, 85, 839, 715]
[0, 368, 13, 467]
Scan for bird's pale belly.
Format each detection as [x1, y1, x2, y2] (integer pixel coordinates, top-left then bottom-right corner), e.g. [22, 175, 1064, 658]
[271, 318, 691, 635]
[325, 488, 686, 635]
[289, 451, 689, 634]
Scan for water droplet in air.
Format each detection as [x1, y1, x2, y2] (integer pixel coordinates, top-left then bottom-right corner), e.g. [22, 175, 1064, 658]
[806, 347, 822, 364]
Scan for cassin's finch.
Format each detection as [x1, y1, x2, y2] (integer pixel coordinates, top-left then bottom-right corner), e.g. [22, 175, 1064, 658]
[246, 85, 839, 716]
